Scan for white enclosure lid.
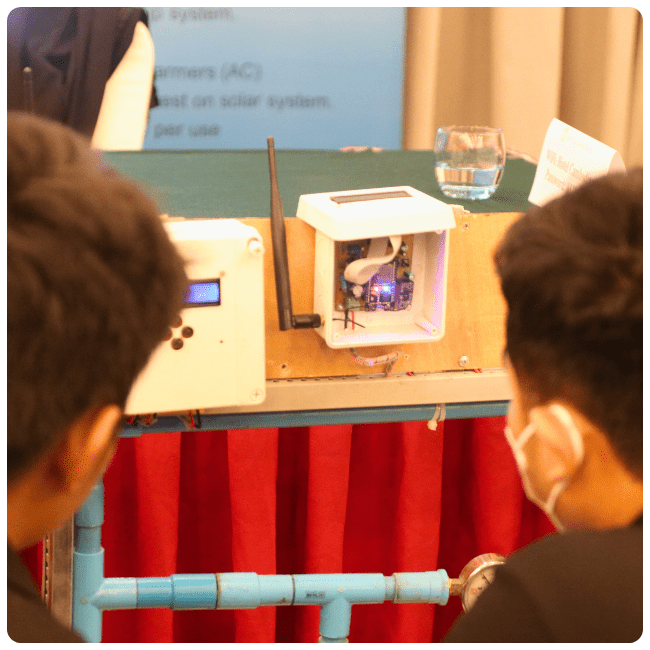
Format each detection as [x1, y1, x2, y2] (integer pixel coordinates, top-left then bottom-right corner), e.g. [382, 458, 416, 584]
[296, 186, 456, 240]
[164, 216, 253, 241]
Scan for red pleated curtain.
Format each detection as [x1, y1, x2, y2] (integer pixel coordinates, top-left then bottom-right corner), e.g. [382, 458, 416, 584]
[21, 417, 554, 642]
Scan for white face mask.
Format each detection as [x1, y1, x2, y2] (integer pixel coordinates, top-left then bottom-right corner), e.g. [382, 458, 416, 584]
[504, 404, 584, 531]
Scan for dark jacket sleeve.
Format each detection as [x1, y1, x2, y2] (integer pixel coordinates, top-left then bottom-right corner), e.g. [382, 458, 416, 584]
[7, 7, 155, 137]
[444, 564, 552, 642]
[444, 524, 643, 643]
[7, 545, 85, 642]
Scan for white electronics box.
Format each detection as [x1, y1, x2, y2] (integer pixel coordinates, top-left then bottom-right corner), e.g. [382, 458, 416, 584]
[125, 218, 266, 415]
[296, 186, 456, 348]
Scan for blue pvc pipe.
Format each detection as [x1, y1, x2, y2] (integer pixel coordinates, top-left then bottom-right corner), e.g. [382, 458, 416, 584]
[90, 575, 217, 611]
[86, 570, 449, 610]
[216, 572, 263, 609]
[75, 569, 451, 642]
[320, 597, 352, 642]
[70, 483, 452, 643]
[70, 481, 453, 643]
[72, 482, 105, 643]
[292, 573, 386, 607]
[91, 578, 137, 611]
[391, 571, 450, 605]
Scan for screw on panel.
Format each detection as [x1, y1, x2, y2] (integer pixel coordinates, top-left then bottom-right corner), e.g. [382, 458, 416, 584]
[458, 356, 469, 367]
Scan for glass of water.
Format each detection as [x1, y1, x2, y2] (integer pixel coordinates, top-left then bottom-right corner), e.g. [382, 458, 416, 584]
[434, 126, 506, 200]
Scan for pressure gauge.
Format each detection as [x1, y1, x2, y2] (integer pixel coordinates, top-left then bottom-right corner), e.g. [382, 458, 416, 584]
[452, 553, 506, 612]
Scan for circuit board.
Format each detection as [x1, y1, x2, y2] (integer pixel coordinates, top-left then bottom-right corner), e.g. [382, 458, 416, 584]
[334, 235, 415, 315]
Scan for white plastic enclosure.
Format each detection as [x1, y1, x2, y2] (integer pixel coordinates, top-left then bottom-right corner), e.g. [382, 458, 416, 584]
[296, 186, 456, 349]
[125, 218, 266, 414]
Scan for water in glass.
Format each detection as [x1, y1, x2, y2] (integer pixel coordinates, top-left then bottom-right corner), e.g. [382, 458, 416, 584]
[434, 126, 505, 200]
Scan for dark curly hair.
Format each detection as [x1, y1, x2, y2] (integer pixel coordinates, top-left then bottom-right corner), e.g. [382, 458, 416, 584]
[8, 112, 188, 483]
[494, 169, 642, 479]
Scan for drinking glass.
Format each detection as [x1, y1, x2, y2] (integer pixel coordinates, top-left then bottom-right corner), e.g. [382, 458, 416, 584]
[434, 126, 506, 200]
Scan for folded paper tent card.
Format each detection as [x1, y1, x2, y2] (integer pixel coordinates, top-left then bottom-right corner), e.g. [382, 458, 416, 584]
[529, 118, 626, 206]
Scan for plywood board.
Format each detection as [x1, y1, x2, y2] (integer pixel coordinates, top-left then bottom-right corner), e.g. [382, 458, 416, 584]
[240, 212, 521, 379]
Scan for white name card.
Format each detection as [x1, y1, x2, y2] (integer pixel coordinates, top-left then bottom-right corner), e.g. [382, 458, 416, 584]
[528, 118, 626, 206]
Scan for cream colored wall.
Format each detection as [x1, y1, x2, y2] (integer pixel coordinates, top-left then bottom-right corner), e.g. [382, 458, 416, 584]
[403, 7, 642, 167]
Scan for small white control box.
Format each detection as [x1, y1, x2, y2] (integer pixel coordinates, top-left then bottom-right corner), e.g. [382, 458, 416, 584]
[125, 218, 266, 415]
[296, 186, 456, 348]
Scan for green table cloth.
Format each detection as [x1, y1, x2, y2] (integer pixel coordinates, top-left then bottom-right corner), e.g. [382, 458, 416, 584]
[104, 149, 536, 219]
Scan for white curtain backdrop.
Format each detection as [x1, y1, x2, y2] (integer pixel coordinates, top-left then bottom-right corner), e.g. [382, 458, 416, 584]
[403, 7, 642, 167]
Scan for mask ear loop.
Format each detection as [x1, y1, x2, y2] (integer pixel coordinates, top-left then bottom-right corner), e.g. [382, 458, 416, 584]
[504, 422, 536, 474]
[514, 421, 537, 449]
[534, 405, 585, 531]
[507, 406, 585, 532]
[547, 404, 585, 464]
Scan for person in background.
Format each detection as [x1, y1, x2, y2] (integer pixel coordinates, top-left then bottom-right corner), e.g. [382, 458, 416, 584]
[444, 170, 642, 642]
[7, 112, 188, 642]
[7, 7, 157, 149]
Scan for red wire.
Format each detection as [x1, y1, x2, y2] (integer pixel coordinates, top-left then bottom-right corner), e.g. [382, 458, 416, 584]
[189, 411, 195, 428]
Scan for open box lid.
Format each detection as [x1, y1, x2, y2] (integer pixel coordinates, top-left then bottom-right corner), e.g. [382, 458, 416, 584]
[296, 186, 456, 241]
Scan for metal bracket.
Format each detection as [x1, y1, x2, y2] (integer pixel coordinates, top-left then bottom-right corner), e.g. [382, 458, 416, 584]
[42, 517, 75, 629]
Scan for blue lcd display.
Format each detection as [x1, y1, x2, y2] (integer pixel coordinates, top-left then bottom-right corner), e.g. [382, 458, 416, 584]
[184, 280, 221, 306]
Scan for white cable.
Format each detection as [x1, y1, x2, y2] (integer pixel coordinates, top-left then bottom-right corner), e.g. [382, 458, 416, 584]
[427, 404, 446, 431]
[343, 235, 403, 285]
[350, 348, 401, 367]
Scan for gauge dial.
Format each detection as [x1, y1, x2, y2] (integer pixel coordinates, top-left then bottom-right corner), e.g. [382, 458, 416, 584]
[458, 553, 506, 612]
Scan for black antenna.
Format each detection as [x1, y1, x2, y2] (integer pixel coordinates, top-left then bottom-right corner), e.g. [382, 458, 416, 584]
[267, 136, 321, 331]
[23, 67, 35, 114]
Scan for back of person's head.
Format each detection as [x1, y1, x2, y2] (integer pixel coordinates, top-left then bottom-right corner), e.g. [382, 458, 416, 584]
[8, 111, 188, 484]
[494, 169, 642, 480]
